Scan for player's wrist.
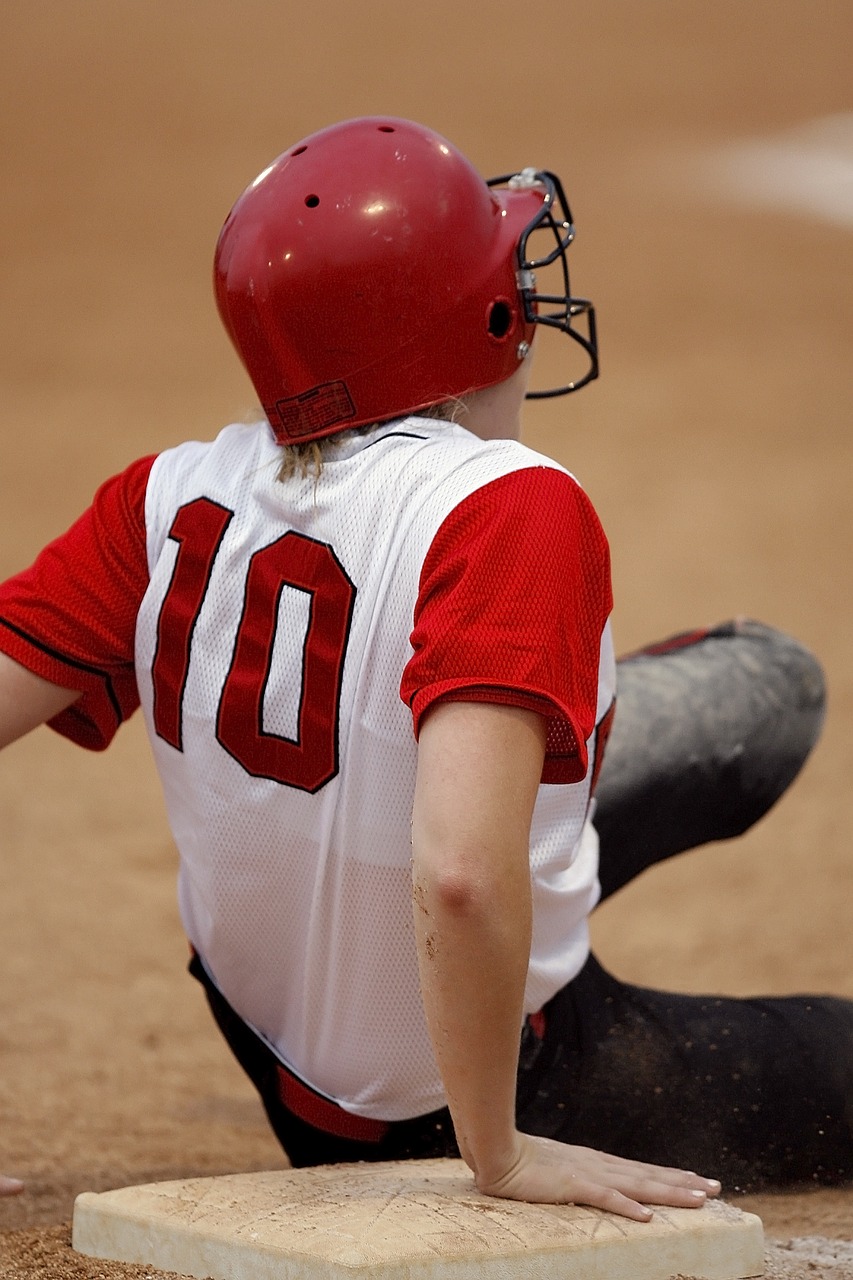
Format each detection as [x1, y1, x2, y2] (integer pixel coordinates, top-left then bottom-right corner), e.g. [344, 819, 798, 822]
[458, 1124, 522, 1188]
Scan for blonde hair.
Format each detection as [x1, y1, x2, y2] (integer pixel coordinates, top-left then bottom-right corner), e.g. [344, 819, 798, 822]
[275, 398, 467, 482]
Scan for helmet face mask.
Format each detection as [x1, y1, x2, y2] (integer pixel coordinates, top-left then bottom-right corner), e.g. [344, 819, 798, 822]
[487, 168, 599, 398]
[214, 119, 598, 445]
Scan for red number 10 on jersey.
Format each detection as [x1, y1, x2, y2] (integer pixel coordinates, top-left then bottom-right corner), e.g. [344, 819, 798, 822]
[150, 498, 356, 792]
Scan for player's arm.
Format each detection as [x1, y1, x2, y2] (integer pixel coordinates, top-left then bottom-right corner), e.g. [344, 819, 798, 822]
[411, 698, 720, 1219]
[412, 700, 541, 1171]
[0, 651, 81, 750]
[0, 454, 156, 755]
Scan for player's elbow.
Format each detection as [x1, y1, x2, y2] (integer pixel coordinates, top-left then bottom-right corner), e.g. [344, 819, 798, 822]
[429, 864, 486, 917]
[413, 840, 521, 920]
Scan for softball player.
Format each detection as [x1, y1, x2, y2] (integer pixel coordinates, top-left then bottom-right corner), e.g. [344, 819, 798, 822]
[1, 118, 850, 1211]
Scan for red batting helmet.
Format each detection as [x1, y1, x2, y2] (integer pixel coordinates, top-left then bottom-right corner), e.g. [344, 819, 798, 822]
[214, 117, 597, 445]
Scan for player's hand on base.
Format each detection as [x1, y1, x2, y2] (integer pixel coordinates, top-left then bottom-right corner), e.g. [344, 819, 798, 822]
[473, 1132, 720, 1220]
[0, 1174, 24, 1196]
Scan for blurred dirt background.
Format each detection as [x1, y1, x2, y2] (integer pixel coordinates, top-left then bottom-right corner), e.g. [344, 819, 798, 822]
[0, 2, 851, 1276]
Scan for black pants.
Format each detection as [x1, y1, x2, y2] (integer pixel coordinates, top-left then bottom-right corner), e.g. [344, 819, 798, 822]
[193, 619, 853, 1190]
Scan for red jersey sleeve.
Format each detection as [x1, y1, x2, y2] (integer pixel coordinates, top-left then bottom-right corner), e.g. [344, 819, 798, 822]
[0, 455, 156, 750]
[400, 466, 612, 784]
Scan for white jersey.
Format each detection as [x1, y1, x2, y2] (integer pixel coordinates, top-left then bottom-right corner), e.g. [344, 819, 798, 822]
[134, 417, 615, 1120]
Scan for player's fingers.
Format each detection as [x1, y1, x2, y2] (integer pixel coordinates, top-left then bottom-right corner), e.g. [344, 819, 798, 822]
[607, 1174, 712, 1210]
[633, 1168, 721, 1198]
[626, 1165, 721, 1196]
[594, 1153, 721, 1196]
[569, 1181, 656, 1222]
[0, 1175, 24, 1196]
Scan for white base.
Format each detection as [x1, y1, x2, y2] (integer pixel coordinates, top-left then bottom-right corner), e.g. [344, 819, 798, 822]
[72, 1158, 764, 1280]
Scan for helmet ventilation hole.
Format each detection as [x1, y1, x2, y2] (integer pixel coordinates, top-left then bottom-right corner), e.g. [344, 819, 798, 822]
[487, 300, 513, 339]
[304, 194, 320, 207]
[377, 125, 396, 133]
[292, 145, 308, 156]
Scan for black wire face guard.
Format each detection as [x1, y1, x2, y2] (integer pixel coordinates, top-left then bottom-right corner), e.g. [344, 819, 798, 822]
[487, 169, 599, 397]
